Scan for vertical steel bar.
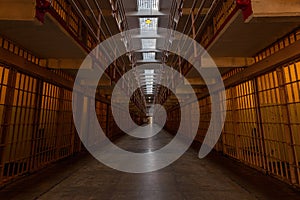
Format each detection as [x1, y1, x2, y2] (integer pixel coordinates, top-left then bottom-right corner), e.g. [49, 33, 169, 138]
[278, 66, 298, 184]
[0, 67, 16, 182]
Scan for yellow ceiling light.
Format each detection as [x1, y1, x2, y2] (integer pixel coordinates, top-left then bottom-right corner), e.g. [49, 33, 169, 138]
[145, 18, 152, 24]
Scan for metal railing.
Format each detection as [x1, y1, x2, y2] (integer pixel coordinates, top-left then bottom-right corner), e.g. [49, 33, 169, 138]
[254, 28, 300, 63]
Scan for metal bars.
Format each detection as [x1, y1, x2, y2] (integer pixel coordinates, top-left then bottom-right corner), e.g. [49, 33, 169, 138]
[220, 61, 300, 186]
[235, 81, 264, 168]
[0, 62, 139, 186]
[196, 97, 211, 145]
[165, 58, 300, 188]
[222, 87, 238, 158]
[282, 62, 300, 184]
[254, 28, 300, 63]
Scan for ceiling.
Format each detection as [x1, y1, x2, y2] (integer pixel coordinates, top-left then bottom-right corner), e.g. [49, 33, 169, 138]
[121, 0, 174, 109]
[1, 0, 299, 114]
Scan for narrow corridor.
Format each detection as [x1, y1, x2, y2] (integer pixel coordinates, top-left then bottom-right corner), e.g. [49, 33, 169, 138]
[0, 127, 299, 200]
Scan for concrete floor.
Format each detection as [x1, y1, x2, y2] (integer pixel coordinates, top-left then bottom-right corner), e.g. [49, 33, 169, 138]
[1, 128, 300, 200]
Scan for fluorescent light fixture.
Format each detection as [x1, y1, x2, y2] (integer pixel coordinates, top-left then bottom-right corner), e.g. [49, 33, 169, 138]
[138, 0, 159, 11]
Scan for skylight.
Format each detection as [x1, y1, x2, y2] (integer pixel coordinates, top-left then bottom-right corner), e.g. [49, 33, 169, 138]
[144, 69, 154, 74]
[144, 84, 154, 94]
[143, 69, 155, 94]
[144, 75, 154, 83]
[138, 0, 159, 11]
[142, 39, 156, 49]
[143, 52, 156, 60]
[139, 18, 158, 32]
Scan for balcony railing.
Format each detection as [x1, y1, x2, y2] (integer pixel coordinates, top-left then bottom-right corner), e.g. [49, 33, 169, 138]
[0, 36, 41, 66]
[254, 28, 300, 63]
[46, 0, 129, 52]
[199, 0, 238, 48]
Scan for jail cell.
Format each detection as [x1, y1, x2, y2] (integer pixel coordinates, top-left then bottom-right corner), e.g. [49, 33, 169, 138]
[107, 105, 113, 138]
[0, 65, 10, 181]
[174, 109, 180, 133]
[119, 109, 131, 132]
[170, 110, 178, 133]
[165, 109, 180, 134]
[196, 97, 211, 144]
[166, 110, 176, 133]
[55, 89, 79, 159]
[95, 101, 108, 135]
[0, 64, 87, 185]
[282, 61, 300, 185]
[190, 101, 200, 141]
[178, 102, 199, 139]
[166, 110, 174, 133]
[256, 70, 292, 182]
[180, 103, 190, 138]
[30, 82, 60, 170]
[0, 66, 38, 182]
[234, 81, 265, 169]
[222, 87, 238, 158]
[81, 97, 109, 147]
[214, 92, 226, 152]
[0, 66, 9, 169]
[107, 105, 121, 139]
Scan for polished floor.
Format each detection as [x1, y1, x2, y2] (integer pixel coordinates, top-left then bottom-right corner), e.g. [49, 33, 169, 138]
[1, 126, 300, 200]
